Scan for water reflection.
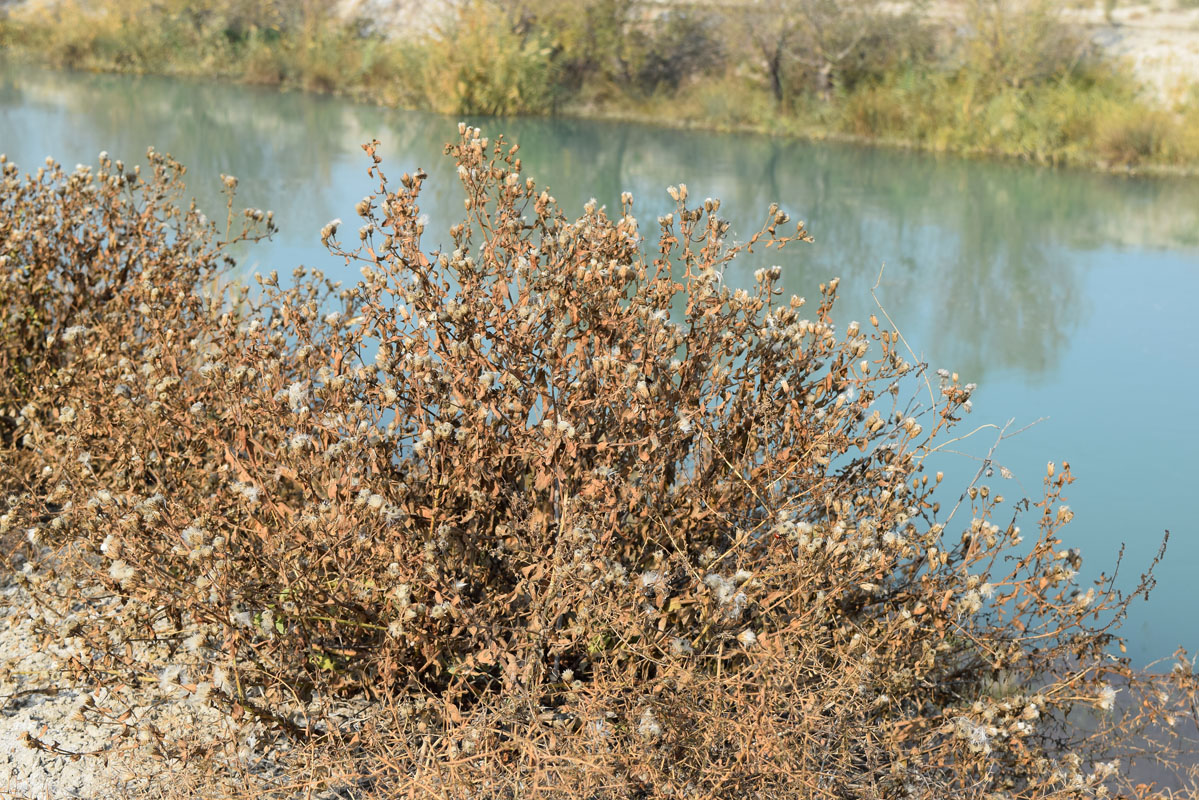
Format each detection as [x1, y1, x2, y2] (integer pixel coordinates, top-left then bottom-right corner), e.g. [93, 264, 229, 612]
[483, 118, 1198, 383]
[4, 71, 1197, 384]
[2, 66, 1197, 664]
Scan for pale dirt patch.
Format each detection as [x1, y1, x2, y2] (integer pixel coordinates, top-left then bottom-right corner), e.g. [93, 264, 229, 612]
[1, 575, 251, 798]
[0, 563, 369, 799]
[922, 0, 1199, 104]
[1072, 1, 1199, 104]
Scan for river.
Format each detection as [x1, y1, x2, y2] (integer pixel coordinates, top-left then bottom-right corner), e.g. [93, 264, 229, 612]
[2, 66, 1197, 668]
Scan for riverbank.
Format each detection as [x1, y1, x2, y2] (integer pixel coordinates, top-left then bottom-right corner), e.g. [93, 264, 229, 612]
[2, 0, 1198, 175]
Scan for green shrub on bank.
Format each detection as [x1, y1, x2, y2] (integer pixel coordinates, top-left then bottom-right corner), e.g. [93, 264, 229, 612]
[0, 0, 420, 100]
[422, 1, 560, 115]
[3, 130, 1198, 797]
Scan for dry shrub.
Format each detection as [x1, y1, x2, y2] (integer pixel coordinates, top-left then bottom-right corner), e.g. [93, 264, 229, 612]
[1094, 108, 1176, 167]
[0, 150, 272, 472]
[2, 129, 1198, 798]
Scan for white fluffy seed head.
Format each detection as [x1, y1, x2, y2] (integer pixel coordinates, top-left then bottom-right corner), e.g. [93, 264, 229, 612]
[637, 708, 662, 741]
[183, 631, 206, 653]
[108, 560, 136, 585]
[1097, 685, 1118, 711]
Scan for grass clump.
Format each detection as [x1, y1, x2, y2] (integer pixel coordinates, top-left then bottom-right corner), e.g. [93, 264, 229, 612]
[3, 128, 1199, 796]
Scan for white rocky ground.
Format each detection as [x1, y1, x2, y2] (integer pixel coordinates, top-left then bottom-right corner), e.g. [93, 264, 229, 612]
[0, 560, 372, 799]
[1078, 1, 1199, 104]
[1, 573, 243, 798]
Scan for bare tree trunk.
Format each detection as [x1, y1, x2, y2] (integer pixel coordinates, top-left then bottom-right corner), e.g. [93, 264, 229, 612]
[769, 42, 785, 103]
[816, 62, 833, 101]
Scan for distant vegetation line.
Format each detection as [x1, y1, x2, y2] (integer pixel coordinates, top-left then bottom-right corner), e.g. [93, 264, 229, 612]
[2, 0, 1198, 172]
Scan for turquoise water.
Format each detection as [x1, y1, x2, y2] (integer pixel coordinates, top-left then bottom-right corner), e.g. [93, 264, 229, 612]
[3, 67, 1197, 667]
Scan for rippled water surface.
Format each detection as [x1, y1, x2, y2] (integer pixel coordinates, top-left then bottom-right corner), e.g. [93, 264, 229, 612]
[3, 67, 1197, 666]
